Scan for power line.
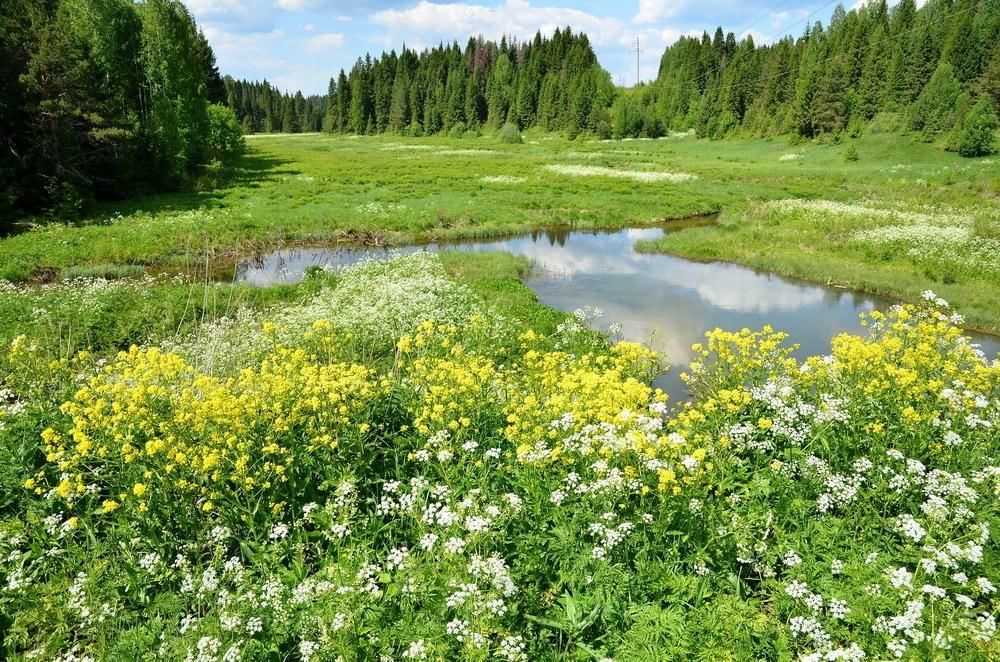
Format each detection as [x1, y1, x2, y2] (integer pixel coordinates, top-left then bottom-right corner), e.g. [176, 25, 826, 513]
[762, 0, 840, 43]
[740, 0, 793, 37]
[648, 0, 842, 96]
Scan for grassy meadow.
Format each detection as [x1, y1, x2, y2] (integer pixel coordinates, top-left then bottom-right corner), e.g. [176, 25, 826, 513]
[1, 132, 999, 661]
[2, 131, 998, 329]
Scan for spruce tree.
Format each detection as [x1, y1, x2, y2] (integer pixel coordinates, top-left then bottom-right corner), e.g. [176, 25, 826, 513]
[910, 62, 962, 137]
[816, 55, 849, 134]
[956, 97, 999, 157]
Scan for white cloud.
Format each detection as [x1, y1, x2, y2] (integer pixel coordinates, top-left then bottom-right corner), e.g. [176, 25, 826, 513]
[201, 27, 330, 92]
[276, 0, 322, 10]
[634, 0, 694, 25]
[306, 32, 345, 53]
[371, 0, 625, 48]
[186, 0, 279, 33]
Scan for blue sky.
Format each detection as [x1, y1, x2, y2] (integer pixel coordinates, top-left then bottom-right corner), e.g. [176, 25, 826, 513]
[189, 0, 851, 94]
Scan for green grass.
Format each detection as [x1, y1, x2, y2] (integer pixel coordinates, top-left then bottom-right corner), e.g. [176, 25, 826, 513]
[1, 131, 997, 329]
[0, 250, 555, 360]
[3, 254, 996, 660]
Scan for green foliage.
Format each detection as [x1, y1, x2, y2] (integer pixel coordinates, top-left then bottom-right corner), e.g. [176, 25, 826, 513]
[623, 0, 995, 143]
[204, 74, 328, 138]
[135, 0, 211, 180]
[1, 131, 998, 330]
[311, 29, 612, 138]
[0, 261, 997, 659]
[909, 62, 962, 139]
[206, 104, 247, 162]
[0, 0, 225, 221]
[956, 98, 999, 158]
[497, 122, 523, 144]
[844, 144, 859, 162]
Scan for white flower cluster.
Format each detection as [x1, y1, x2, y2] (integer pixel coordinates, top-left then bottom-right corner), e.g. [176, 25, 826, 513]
[544, 164, 697, 183]
[354, 201, 407, 218]
[480, 175, 527, 184]
[767, 199, 961, 225]
[0, 386, 25, 432]
[588, 512, 635, 559]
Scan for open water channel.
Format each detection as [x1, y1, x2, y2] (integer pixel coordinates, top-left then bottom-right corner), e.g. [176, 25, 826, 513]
[235, 224, 1000, 402]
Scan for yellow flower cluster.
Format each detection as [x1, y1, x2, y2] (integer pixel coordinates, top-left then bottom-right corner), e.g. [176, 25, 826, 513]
[683, 326, 797, 395]
[506, 340, 664, 453]
[397, 319, 498, 438]
[669, 303, 999, 479]
[821, 305, 998, 429]
[38, 344, 388, 518]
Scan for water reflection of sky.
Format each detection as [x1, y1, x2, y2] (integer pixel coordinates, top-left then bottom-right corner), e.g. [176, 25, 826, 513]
[236, 227, 1000, 403]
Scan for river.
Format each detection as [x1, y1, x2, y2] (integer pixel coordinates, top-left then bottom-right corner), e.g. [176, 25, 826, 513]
[235, 225, 1000, 402]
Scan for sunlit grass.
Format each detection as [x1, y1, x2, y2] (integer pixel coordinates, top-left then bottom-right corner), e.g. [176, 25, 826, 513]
[0, 131, 997, 328]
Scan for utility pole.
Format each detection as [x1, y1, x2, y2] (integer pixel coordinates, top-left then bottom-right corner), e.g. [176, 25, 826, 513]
[629, 36, 642, 86]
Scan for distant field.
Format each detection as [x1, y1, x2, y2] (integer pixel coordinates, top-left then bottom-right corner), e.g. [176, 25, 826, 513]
[1, 131, 997, 329]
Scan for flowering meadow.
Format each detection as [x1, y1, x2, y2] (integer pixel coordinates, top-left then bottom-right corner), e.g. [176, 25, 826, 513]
[1, 254, 998, 660]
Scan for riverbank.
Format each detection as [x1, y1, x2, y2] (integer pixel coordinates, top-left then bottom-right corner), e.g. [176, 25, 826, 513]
[3, 251, 998, 660]
[636, 199, 1000, 334]
[0, 132, 997, 328]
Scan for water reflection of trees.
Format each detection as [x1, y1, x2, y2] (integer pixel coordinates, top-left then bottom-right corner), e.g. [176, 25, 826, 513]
[528, 227, 569, 247]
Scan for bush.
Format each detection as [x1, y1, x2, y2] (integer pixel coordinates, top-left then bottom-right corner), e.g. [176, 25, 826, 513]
[867, 111, 902, 134]
[447, 122, 467, 139]
[206, 104, 246, 162]
[844, 144, 859, 162]
[956, 98, 999, 157]
[497, 122, 523, 144]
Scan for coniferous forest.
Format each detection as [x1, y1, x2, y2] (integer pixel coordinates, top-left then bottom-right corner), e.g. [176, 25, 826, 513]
[1, 0, 998, 227]
[234, 0, 999, 152]
[623, 0, 999, 143]
[0, 0, 243, 224]
[226, 29, 616, 138]
[222, 79, 327, 135]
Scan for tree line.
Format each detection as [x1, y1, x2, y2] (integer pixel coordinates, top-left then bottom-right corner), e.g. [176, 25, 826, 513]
[229, 0, 996, 153]
[2, 0, 996, 229]
[0, 0, 243, 228]
[227, 28, 615, 138]
[223, 79, 327, 134]
[615, 0, 998, 149]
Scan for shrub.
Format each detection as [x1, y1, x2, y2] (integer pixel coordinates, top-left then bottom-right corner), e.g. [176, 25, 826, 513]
[206, 104, 246, 162]
[956, 98, 999, 158]
[844, 144, 859, 162]
[867, 111, 902, 134]
[447, 122, 467, 138]
[497, 122, 523, 144]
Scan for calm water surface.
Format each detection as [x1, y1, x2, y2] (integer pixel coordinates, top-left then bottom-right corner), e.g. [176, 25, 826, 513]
[236, 226, 1000, 402]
